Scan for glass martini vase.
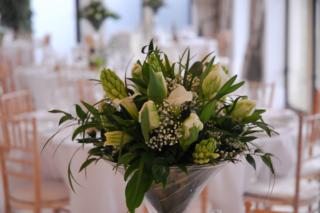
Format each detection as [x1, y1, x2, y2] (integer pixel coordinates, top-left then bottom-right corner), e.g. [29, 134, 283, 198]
[109, 162, 226, 213]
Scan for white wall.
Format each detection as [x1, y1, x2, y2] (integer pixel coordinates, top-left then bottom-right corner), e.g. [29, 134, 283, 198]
[231, 0, 250, 80]
[31, 0, 76, 61]
[232, 0, 286, 109]
[264, 0, 286, 109]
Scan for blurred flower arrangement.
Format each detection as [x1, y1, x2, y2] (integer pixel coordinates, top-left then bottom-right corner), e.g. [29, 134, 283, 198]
[143, 0, 164, 14]
[78, 1, 119, 31]
[45, 40, 278, 213]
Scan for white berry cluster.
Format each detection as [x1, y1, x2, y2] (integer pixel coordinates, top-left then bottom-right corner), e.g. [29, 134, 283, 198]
[146, 102, 182, 151]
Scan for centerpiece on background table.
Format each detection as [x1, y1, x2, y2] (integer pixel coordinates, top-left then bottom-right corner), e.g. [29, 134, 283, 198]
[78, 1, 119, 32]
[44, 40, 278, 213]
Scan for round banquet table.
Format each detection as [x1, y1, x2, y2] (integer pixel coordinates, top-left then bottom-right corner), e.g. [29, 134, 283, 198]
[36, 109, 299, 213]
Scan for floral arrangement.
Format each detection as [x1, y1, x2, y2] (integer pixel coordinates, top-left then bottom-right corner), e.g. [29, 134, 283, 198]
[78, 1, 119, 31]
[45, 40, 277, 213]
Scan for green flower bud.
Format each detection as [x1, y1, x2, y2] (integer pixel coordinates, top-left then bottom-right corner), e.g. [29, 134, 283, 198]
[230, 100, 257, 118]
[100, 68, 127, 102]
[148, 54, 162, 72]
[192, 138, 219, 164]
[104, 131, 134, 146]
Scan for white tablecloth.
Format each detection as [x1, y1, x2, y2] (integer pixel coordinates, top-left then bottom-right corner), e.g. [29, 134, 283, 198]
[36, 109, 299, 213]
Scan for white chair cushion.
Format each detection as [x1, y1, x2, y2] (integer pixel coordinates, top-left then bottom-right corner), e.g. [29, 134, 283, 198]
[245, 178, 320, 201]
[301, 158, 320, 177]
[11, 180, 69, 203]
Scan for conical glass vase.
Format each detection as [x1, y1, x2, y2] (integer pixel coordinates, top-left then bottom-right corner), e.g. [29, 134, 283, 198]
[108, 162, 226, 213]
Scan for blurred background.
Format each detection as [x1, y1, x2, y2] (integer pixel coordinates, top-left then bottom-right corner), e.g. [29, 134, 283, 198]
[0, 0, 319, 213]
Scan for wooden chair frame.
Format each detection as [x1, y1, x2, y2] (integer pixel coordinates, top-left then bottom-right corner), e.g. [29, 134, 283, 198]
[244, 113, 320, 213]
[0, 117, 69, 213]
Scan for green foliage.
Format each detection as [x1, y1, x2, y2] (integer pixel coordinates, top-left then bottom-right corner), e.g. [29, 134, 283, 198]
[0, 0, 32, 32]
[44, 39, 279, 213]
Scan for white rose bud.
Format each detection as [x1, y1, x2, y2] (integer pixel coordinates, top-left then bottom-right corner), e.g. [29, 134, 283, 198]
[138, 100, 160, 130]
[230, 100, 257, 118]
[202, 62, 229, 98]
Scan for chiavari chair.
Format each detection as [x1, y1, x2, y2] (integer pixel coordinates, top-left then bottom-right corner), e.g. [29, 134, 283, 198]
[0, 116, 69, 213]
[244, 113, 320, 213]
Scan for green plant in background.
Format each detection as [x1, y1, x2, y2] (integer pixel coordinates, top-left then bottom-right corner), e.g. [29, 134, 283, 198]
[44, 40, 278, 213]
[0, 0, 32, 38]
[143, 0, 165, 14]
[78, 1, 119, 31]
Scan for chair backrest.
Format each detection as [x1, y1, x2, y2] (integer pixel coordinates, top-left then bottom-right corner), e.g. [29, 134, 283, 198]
[294, 113, 320, 210]
[0, 117, 41, 211]
[0, 60, 15, 94]
[78, 80, 97, 106]
[0, 90, 34, 116]
[247, 81, 275, 109]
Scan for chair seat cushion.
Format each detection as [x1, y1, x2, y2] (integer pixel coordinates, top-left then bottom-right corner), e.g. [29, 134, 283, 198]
[245, 178, 320, 202]
[11, 179, 69, 203]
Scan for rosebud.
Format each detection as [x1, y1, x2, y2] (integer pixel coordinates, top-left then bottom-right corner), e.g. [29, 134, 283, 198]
[162, 60, 179, 76]
[230, 100, 257, 118]
[202, 62, 229, 98]
[179, 113, 203, 152]
[138, 100, 160, 130]
[156, 72, 167, 98]
[182, 113, 203, 139]
[104, 131, 134, 146]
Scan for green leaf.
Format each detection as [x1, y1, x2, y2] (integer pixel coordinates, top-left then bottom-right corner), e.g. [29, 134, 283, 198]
[242, 115, 262, 123]
[127, 78, 148, 89]
[199, 100, 217, 124]
[252, 109, 266, 116]
[199, 56, 216, 84]
[59, 115, 72, 126]
[153, 51, 168, 78]
[75, 104, 87, 121]
[125, 152, 148, 212]
[48, 109, 72, 117]
[152, 157, 166, 165]
[176, 164, 188, 176]
[124, 160, 140, 181]
[261, 155, 275, 174]
[141, 107, 150, 142]
[125, 167, 153, 212]
[129, 143, 149, 152]
[240, 136, 258, 142]
[162, 178, 167, 189]
[245, 154, 256, 171]
[148, 69, 166, 103]
[152, 164, 170, 184]
[79, 158, 97, 172]
[148, 39, 154, 52]
[88, 147, 103, 156]
[106, 114, 134, 126]
[141, 63, 151, 83]
[72, 122, 101, 140]
[80, 100, 101, 123]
